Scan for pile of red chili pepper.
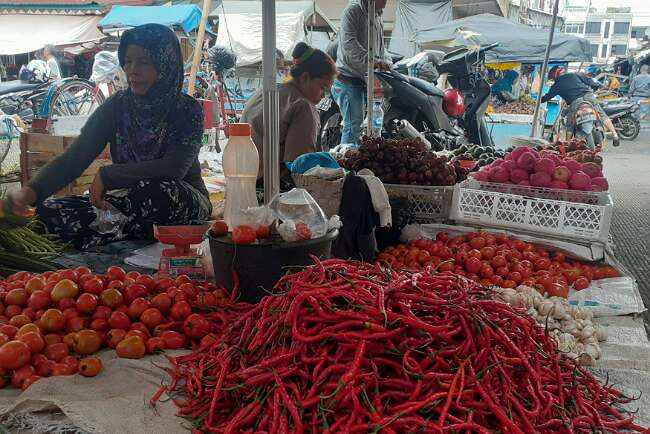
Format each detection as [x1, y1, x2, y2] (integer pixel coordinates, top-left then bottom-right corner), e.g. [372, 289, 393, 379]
[153, 260, 645, 433]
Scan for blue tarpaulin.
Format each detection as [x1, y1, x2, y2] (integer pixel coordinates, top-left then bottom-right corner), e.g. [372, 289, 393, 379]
[99, 5, 208, 33]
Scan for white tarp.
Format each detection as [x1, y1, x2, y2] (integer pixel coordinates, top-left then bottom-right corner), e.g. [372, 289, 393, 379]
[216, 11, 305, 66]
[0, 15, 105, 55]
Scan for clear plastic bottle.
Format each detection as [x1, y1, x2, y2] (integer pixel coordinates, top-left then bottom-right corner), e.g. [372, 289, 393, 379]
[223, 123, 259, 229]
[371, 99, 384, 137]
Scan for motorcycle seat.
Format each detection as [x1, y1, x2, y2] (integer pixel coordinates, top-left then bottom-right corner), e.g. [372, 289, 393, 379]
[603, 102, 636, 114]
[401, 74, 444, 97]
[0, 80, 41, 96]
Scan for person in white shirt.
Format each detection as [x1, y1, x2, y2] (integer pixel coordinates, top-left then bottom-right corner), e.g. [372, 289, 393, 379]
[42, 45, 62, 80]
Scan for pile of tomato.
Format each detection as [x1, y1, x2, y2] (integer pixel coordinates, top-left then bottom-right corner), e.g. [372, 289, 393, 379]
[0, 266, 227, 390]
[377, 231, 620, 298]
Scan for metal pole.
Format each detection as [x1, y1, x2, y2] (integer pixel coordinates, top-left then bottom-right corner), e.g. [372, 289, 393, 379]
[530, 0, 560, 137]
[262, 0, 280, 204]
[367, 0, 375, 136]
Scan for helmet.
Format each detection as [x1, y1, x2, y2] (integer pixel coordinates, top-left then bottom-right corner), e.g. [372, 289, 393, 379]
[585, 64, 601, 76]
[548, 66, 566, 81]
[443, 89, 465, 118]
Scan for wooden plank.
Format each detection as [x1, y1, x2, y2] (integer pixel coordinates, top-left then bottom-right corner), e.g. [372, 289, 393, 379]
[21, 132, 67, 154]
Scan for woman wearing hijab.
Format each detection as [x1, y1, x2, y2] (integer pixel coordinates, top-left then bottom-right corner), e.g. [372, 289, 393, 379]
[491, 70, 520, 103]
[6, 24, 211, 248]
[241, 42, 337, 180]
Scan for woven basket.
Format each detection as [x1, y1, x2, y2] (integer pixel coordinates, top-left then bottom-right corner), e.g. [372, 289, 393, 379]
[292, 173, 345, 218]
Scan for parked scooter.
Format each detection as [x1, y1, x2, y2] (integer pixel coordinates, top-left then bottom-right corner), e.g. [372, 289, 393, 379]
[600, 98, 641, 141]
[562, 98, 605, 150]
[318, 50, 464, 151]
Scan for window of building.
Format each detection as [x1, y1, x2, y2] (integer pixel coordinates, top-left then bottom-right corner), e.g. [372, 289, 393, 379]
[601, 44, 608, 58]
[603, 22, 610, 38]
[563, 23, 585, 34]
[585, 21, 601, 34]
[631, 26, 647, 39]
[611, 44, 627, 56]
[590, 43, 599, 58]
[613, 22, 630, 35]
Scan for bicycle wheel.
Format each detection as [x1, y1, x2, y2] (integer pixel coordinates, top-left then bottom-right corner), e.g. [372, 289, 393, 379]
[48, 80, 105, 123]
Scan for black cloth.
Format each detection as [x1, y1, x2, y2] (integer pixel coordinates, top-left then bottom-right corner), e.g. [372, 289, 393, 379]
[332, 174, 379, 262]
[542, 73, 602, 104]
[37, 179, 211, 250]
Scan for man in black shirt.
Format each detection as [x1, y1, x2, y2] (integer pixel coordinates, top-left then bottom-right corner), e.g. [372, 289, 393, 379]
[542, 66, 619, 146]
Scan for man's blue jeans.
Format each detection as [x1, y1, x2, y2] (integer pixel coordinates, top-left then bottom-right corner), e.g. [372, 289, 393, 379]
[330, 79, 366, 146]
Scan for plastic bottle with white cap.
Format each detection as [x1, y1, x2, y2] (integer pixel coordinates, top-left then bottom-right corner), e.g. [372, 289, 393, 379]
[222, 123, 259, 229]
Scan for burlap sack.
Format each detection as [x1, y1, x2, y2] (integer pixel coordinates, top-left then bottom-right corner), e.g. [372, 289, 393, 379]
[0, 350, 188, 434]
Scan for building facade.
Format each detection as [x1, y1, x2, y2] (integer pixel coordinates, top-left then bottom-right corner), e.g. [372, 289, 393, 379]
[562, 4, 632, 62]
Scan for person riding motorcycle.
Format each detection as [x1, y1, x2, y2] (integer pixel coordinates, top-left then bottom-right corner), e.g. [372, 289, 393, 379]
[542, 66, 620, 147]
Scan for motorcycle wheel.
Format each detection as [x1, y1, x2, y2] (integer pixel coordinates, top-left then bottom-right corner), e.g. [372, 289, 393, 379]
[318, 105, 343, 150]
[617, 115, 640, 141]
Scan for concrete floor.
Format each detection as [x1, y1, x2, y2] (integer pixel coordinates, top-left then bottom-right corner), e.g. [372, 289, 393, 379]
[603, 122, 650, 330]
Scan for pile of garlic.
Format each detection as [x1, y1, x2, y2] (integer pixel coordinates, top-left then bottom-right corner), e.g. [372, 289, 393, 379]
[494, 285, 607, 365]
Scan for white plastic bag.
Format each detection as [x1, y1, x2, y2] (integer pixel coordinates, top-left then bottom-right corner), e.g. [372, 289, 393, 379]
[239, 205, 275, 231]
[269, 189, 328, 241]
[90, 51, 120, 84]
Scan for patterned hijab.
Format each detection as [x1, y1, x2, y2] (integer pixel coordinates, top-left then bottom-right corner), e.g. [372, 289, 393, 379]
[115, 24, 184, 163]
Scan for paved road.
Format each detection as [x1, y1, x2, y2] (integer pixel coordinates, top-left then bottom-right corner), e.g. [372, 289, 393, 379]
[603, 123, 650, 330]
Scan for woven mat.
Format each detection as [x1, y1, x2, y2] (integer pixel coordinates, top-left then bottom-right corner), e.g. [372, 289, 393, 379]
[0, 350, 188, 434]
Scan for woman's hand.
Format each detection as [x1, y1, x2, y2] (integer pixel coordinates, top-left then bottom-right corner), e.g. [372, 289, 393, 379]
[3, 187, 37, 216]
[89, 173, 107, 209]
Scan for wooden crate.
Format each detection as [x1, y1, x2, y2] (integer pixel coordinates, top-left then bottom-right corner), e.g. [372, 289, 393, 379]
[20, 132, 111, 197]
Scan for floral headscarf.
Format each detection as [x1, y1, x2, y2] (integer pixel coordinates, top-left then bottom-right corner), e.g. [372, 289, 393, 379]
[115, 24, 185, 163]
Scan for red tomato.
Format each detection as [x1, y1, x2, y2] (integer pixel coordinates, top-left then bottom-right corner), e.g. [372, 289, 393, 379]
[11, 365, 35, 388]
[135, 275, 156, 292]
[106, 266, 127, 282]
[469, 237, 486, 249]
[62, 355, 79, 373]
[107, 280, 124, 290]
[183, 314, 211, 340]
[574, 277, 590, 291]
[151, 293, 172, 313]
[534, 258, 551, 271]
[232, 225, 257, 245]
[140, 308, 163, 328]
[28, 290, 51, 310]
[210, 221, 229, 236]
[40, 309, 65, 332]
[507, 272, 523, 285]
[76, 293, 98, 314]
[66, 316, 87, 333]
[154, 278, 175, 292]
[438, 262, 455, 273]
[467, 249, 482, 260]
[107, 329, 127, 348]
[129, 322, 151, 337]
[479, 264, 494, 279]
[58, 298, 76, 311]
[554, 252, 567, 264]
[108, 311, 131, 330]
[480, 246, 496, 260]
[501, 279, 517, 289]
[174, 275, 191, 286]
[4, 305, 21, 319]
[546, 283, 569, 298]
[1, 325, 19, 339]
[465, 257, 482, 274]
[75, 266, 92, 277]
[127, 298, 151, 320]
[255, 225, 271, 239]
[82, 277, 105, 295]
[0, 341, 32, 369]
[18, 332, 45, 354]
[51, 363, 76, 376]
[126, 330, 149, 341]
[435, 232, 449, 243]
[496, 266, 510, 277]
[170, 301, 192, 321]
[123, 284, 148, 306]
[146, 337, 165, 353]
[89, 318, 109, 332]
[35, 359, 55, 377]
[160, 331, 187, 349]
[59, 270, 79, 283]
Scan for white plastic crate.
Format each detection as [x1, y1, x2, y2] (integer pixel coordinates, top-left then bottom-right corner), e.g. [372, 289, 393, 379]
[451, 179, 613, 243]
[384, 184, 454, 223]
[464, 179, 608, 205]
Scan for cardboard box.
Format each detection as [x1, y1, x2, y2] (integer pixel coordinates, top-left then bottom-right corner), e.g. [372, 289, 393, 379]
[20, 132, 111, 197]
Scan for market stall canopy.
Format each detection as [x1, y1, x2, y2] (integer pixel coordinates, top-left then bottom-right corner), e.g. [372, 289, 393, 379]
[414, 13, 591, 64]
[0, 14, 104, 55]
[99, 4, 209, 33]
[388, 0, 453, 58]
[211, 0, 335, 66]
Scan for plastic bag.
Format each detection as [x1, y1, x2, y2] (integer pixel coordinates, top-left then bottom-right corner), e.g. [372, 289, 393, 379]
[0, 115, 20, 138]
[90, 51, 120, 84]
[239, 205, 275, 231]
[269, 188, 328, 241]
[90, 204, 128, 236]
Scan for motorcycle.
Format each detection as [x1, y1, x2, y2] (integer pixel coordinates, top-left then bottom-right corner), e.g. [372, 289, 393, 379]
[600, 97, 641, 141]
[563, 98, 605, 150]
